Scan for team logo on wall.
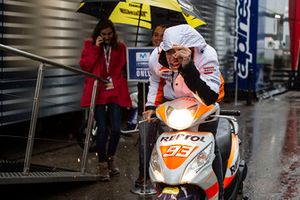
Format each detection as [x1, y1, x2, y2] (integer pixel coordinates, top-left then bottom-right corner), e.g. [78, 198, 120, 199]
[136, 52, 150, 62]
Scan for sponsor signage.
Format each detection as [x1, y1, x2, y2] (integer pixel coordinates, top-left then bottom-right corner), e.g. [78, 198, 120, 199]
[234, 0, 258, 90]
[160, 134, 205, 143]
[126, 47, 155, 82]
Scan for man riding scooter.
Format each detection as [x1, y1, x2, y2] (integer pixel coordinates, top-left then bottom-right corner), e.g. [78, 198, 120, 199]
[143, 24, 225, 199]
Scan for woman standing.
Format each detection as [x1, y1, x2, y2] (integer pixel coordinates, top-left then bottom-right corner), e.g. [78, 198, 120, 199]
[79, 19, 132, 181]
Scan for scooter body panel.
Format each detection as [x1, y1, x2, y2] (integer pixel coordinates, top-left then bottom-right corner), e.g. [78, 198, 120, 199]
[223, 133, 240, 189]
[150, 131, 220, 199]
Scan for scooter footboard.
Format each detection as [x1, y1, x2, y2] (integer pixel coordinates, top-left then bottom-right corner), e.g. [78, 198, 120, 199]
[156, 184, 206, 200]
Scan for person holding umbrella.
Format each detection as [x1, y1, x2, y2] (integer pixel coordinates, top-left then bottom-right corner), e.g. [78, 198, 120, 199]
[122, 24, 167, 134]
[128, 25, 167, 190]
[79, 19, 132, 181]
[143, 24, 225, 199]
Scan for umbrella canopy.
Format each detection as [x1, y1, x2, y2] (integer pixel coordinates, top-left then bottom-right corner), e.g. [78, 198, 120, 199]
[77, 0, 206, 29]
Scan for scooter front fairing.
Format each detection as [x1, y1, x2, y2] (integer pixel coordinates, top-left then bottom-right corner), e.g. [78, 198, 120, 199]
[150, 131, 220, 199]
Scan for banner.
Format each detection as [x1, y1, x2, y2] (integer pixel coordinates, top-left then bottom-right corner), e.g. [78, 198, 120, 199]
[234, 0, 258, 90]
[126, 47, 155, 82]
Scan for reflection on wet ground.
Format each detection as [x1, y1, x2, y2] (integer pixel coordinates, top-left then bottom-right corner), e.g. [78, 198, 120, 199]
[233, 92, 300, 200]
[0, 91, 299, 199]
[278, 100, 300, 200]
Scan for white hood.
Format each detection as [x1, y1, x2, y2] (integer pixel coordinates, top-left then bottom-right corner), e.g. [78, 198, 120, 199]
[160, 24, 207, 51]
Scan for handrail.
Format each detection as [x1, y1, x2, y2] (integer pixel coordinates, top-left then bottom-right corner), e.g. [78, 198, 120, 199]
[0, 44, 108, 83]
[0, 43, 100, 175]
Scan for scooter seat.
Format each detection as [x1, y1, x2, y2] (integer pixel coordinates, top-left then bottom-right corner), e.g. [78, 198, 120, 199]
[215, 119, 232, 162]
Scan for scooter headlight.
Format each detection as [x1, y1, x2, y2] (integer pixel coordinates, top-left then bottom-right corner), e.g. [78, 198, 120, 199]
[150, 146, 164, 182]
[167, 108, 194, 130]
[181, 142, 214, 183]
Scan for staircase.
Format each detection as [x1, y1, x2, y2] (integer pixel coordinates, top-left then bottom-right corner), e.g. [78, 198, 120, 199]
[0, 44, 101, 184]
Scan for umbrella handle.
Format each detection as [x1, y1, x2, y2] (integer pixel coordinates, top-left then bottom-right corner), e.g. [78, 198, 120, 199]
[135, 3, 143, 47]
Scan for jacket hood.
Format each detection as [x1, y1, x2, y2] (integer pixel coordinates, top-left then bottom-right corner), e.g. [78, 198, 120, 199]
[160, 24, 207, 51]
[158, 24, 207, 67]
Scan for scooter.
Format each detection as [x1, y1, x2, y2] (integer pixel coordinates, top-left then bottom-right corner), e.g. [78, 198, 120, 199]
[149, 97, 247, 200]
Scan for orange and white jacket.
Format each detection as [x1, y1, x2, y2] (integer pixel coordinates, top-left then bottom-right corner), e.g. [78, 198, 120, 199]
[146, 25, 224, 110]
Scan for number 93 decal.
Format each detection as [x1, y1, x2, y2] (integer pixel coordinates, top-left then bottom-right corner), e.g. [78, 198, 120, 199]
[160, 145, 198, 169]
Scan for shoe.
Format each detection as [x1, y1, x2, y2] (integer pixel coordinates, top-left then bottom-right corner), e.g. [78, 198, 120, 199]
[134, 174, 151, 188]
[131, 177, 156, 195]
[134, 174, 144, 187]
[107, 156, 120, 176]
[121, 123, 139, 134]
[98, 162, 110, 181]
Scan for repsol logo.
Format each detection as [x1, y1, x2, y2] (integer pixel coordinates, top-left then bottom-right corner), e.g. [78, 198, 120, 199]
[160, 134, 205, 143]
[234, 0, 252, 79]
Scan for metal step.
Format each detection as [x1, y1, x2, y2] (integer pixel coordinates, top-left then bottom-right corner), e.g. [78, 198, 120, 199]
[0, 160, 99, 184]
[0, 171, 99, 184]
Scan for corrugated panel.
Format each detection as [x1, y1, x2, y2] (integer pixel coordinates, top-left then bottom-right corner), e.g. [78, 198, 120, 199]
[194, 0, 236, 83]
[0, 0, 236, 126]
[1, 0, 98, 126]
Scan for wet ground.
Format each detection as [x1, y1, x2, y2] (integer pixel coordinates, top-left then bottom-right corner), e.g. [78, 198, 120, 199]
[236, 91, 300, 200]
[0, 91, 300, 200]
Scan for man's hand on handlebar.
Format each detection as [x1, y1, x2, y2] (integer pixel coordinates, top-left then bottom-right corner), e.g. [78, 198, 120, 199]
[142, 109, 156, 122]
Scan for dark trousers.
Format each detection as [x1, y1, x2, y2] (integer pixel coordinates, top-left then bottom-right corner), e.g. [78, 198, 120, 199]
[95, 103, 121, 162]
[137, 82, 149, 116]
[127, 107, 138, 125]
[138, 120, 159, 179]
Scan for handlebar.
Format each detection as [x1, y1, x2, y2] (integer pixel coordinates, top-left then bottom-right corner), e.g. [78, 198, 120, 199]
[220, 110, 240, 116]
